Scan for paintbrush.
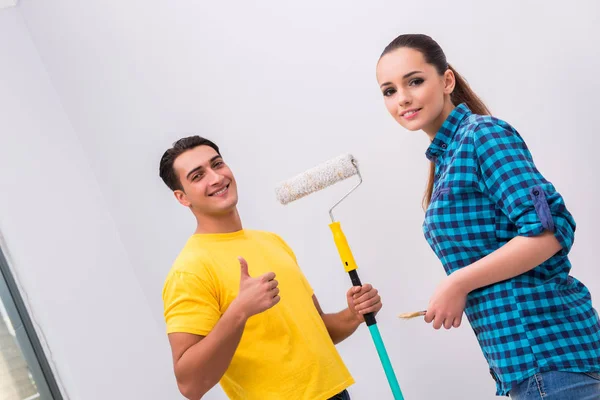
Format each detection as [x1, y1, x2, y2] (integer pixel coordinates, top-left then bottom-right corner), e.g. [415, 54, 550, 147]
[397, 310, 426, 319]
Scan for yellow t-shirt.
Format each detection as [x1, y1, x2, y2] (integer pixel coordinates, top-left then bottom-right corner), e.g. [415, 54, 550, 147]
[162, 229, 354, 400]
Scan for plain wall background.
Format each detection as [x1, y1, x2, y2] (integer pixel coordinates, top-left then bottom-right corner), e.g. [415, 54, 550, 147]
[0, 0, 598, 398]
[0, 8, 178, 399]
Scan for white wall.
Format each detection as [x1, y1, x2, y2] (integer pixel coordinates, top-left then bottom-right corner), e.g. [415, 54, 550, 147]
[0, 8, 178, 400]
[2, 0, 599, 399]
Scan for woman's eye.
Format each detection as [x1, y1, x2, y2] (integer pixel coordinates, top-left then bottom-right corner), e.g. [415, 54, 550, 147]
[409, 78, 424, 86]
[383, 88, 396, 97]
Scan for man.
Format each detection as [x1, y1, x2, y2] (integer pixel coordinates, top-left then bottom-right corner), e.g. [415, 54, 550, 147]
[159, 136, 383, 400]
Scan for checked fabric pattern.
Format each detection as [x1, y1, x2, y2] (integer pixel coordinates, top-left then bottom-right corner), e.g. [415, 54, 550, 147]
[422, 103, 600, 396]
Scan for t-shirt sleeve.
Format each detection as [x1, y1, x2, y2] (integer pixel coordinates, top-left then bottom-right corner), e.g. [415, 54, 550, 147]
[162, 268, 221, 336]
[473, 121, 576, 255]
[268, 232, 314, 295]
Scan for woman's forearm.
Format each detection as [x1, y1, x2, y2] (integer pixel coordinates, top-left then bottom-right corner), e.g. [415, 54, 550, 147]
[451, 231, 562, 293]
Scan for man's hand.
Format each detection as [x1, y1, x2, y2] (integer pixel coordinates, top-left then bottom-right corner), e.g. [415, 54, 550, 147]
[231, 256, 280, 318]
[346, 283, 382, 323]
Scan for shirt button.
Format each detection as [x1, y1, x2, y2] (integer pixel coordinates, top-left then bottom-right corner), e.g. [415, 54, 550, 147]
[441, 143, 447, 149]
[533, 190, 540, 196]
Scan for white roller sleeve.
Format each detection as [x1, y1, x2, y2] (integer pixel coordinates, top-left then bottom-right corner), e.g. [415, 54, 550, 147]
[275, 153, 358, 205]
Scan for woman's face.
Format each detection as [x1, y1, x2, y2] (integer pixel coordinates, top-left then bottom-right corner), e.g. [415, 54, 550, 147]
[376, 47, 455, 137]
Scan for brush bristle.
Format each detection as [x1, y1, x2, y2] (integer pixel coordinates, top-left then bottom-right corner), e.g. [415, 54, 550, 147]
[275, 154, 358, 205]
[397, 310, 427, 319]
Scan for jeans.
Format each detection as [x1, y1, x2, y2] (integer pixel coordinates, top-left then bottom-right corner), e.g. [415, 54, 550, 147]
[510, 371, 600, 399]
[328, 389, 350, 400]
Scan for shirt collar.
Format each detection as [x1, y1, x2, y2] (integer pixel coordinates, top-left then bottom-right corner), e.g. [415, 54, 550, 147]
[425, 103, 471, 160]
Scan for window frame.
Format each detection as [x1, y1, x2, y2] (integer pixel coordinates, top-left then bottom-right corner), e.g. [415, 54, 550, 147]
[0, 247, 64, 400]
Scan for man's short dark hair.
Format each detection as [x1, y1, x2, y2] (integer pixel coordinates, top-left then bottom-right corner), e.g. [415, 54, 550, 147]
[159, 136, 220, 191]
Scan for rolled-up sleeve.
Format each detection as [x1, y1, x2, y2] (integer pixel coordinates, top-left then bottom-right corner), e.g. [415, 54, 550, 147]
[473, 122, 576, 255]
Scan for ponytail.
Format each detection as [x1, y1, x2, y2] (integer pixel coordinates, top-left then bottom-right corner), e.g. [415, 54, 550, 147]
[448, 64, 491, 116]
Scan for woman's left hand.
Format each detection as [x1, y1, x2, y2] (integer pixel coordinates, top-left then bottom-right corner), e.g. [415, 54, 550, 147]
[424, 275, 468, 330]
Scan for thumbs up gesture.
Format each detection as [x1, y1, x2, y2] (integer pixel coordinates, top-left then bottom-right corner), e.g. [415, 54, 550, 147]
[233, 257, 280, 318]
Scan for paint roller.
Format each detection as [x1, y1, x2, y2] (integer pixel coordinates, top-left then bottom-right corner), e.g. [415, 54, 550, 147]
[275, 154, 405, 400]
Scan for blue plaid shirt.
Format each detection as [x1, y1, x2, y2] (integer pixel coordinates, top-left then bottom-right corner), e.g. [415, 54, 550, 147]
[423, 103, 600, 396]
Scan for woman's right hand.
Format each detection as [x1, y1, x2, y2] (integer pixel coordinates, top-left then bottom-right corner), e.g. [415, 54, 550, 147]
[424, 275, 467, 330]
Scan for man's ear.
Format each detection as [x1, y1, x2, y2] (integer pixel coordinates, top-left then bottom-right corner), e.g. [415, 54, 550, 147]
[174, 190, 191, 207]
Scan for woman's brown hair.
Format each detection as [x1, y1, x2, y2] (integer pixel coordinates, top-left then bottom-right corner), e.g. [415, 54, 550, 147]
[380, 34, 491, 210]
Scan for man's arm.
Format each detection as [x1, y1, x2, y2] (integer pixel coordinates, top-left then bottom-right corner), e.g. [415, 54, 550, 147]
[312, 284, 382, 344]
[169, 302, 247, 399]
[167, 257, 280, 399]
[313, 295, 360, 344]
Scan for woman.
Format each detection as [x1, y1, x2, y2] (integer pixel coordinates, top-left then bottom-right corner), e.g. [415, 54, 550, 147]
[375, 33, 600, 399]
